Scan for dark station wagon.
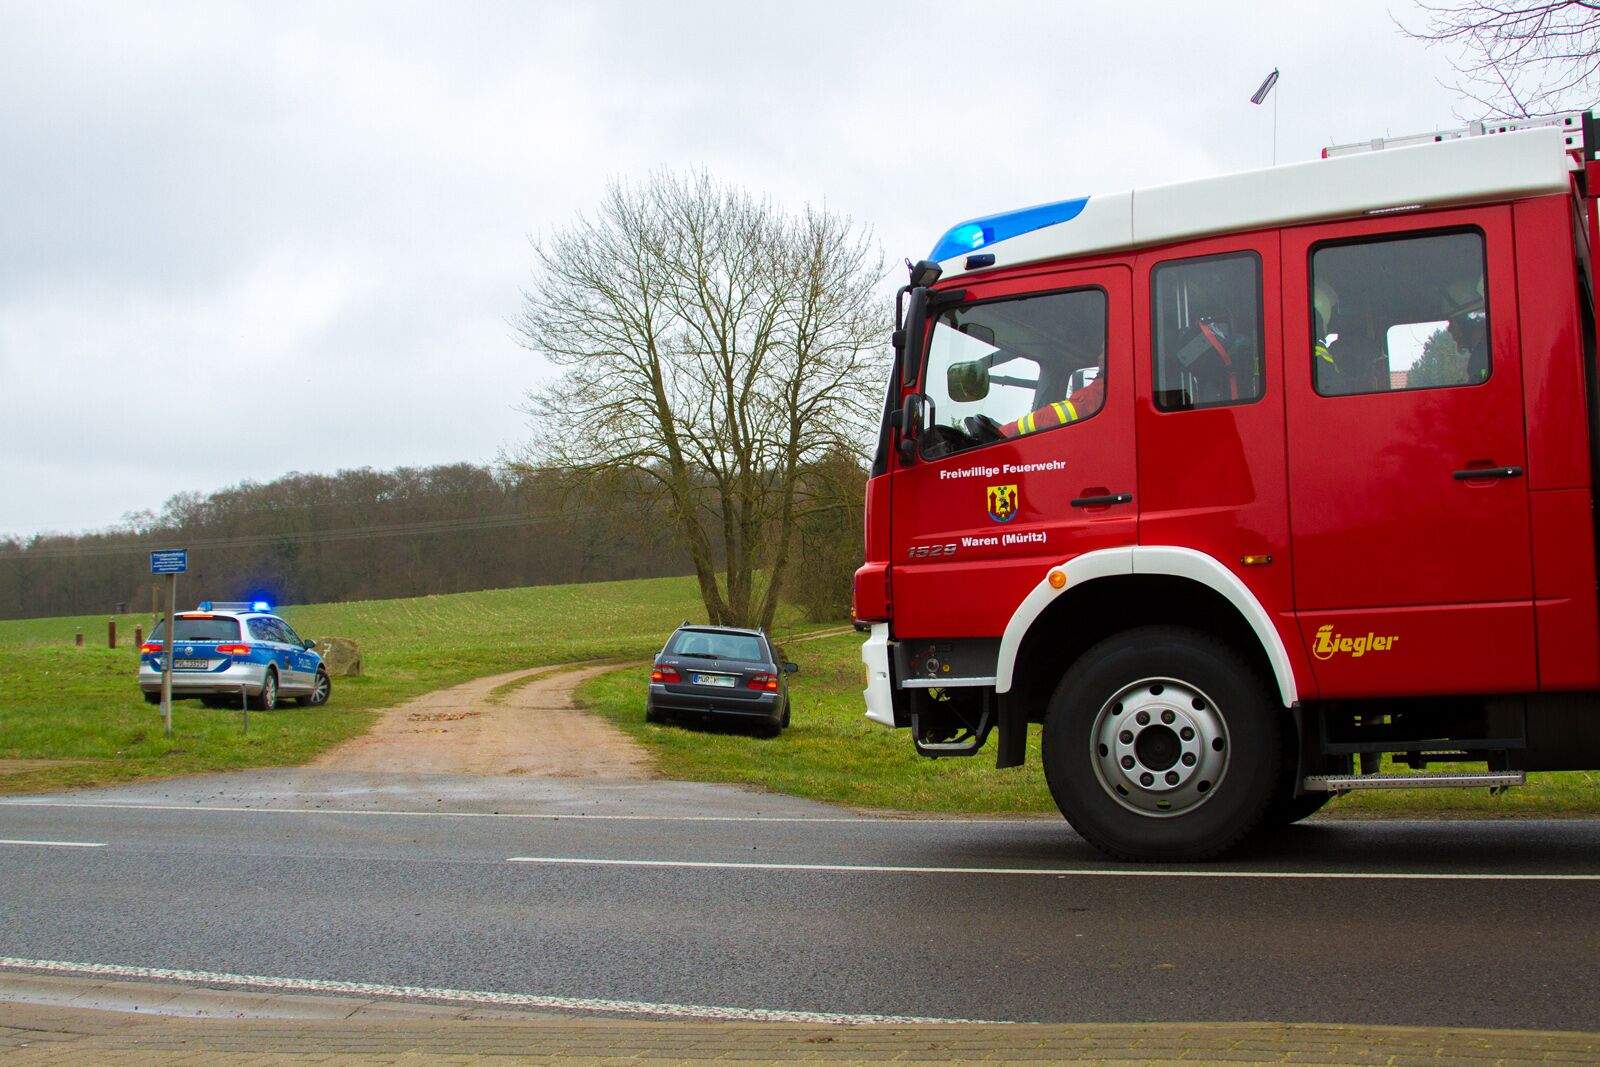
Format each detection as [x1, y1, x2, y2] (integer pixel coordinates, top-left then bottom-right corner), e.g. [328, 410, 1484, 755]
[646, 624, 798, 736]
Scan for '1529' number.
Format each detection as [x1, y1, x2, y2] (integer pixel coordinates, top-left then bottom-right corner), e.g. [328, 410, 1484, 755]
[908, 543, 958, 559]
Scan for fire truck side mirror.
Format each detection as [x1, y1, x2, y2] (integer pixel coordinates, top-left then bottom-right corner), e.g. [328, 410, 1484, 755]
[947, 359, 990, 403]
[896, 394, 923, 465]
[901, 287, 929, 387]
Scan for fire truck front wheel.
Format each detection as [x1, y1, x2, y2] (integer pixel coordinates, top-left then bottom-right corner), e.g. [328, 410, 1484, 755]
[1042, 626, 1284, 862]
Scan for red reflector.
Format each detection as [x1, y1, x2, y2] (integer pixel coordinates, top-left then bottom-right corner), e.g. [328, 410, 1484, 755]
[747, 674, 779, 691]
[652, 666, 680, 683]
[215, 644, 253, 656]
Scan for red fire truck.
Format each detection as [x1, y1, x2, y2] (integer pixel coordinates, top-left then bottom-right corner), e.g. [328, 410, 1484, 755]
[854, 113, 1600, 861]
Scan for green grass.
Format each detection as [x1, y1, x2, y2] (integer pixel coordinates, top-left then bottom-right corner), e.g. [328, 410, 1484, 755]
[578, 630, 1600, 818]
[0, 575, 746, 795]
[578, 630, 1058, 814]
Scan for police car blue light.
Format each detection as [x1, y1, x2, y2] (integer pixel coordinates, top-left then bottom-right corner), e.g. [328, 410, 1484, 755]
[928, 196, 1091, 264]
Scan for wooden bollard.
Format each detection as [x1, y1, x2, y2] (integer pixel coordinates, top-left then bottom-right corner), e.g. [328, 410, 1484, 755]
[75, 628, 83, 647]
[108, 619, 117, 649]
[135, 625, 143, 646]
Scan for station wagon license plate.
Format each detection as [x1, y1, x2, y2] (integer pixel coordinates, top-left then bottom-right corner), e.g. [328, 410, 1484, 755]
[173, 659, 212, 670]
[692, 673, 736, 687]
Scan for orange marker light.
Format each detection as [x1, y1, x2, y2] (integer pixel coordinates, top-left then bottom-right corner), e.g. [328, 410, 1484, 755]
[1048, 570, 1066, 589]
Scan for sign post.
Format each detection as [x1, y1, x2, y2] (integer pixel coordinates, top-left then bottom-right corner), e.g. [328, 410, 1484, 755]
[150, 550, 187, 739]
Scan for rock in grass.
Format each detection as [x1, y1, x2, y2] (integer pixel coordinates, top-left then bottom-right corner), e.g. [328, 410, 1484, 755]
[313, 638, 363, 677]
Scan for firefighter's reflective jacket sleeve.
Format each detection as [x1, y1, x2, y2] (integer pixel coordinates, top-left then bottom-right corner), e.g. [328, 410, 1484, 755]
[1314, 339, 1336, 372]
[1002, 378, 1104, 438]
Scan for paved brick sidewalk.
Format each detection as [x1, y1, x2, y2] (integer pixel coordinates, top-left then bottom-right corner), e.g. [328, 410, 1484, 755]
[4, 998, 1599, 1066]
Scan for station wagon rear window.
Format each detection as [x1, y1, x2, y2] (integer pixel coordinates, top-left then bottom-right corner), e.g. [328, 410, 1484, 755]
[149, 616, 242, 643]
[668, 631, 766, 661]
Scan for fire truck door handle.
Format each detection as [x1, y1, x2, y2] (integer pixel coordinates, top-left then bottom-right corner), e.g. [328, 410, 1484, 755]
[1071, 492, 1133, 508]
[1452, 466, 1523, 481]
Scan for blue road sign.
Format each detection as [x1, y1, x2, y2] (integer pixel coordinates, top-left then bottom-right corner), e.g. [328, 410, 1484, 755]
[150, 549, 187, 574]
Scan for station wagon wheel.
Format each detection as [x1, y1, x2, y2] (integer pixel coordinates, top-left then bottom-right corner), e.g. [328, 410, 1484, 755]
[1042, 626, 1283, 862]
[258, 669, 278, 712]
[298, 667, 331, 707]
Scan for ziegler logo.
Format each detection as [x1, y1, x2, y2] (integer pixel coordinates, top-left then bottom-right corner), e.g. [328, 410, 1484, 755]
[1312, 625, 1399, 660]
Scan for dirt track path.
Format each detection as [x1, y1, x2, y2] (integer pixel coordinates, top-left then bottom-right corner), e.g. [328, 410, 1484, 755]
[308, 629, 851, 780]
[309, 663, 653, 779]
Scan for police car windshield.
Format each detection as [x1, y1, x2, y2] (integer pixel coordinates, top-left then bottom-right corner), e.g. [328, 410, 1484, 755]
[148, 616, 242, 643]
[668, 631, 766, 661]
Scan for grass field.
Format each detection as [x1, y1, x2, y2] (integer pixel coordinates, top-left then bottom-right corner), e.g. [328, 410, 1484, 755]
[577, 631, 1055, 813]
[4, 578, 1597, 817]
[0, 576, 738, 795]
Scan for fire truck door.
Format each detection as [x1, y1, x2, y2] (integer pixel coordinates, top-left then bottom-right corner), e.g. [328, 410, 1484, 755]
[891, 266, 1137, 639]
[1284, 209, 1535, 697]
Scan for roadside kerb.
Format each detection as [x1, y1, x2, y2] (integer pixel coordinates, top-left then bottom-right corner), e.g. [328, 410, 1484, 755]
[1, 981, 1597, 1065]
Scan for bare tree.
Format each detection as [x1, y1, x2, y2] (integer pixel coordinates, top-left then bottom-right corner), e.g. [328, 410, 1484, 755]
[1401, 1, 1600, 116]
[512, 170, 886, 629]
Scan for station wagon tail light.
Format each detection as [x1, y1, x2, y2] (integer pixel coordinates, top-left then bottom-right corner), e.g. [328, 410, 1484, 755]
[140, 643, 162, 655]
[748, 674, 780, 691]
[216, 644, 253, 656]
[652, 665, 680, 683]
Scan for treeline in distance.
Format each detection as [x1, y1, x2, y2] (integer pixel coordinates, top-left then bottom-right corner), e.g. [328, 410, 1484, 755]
[0, 463, 692, 621]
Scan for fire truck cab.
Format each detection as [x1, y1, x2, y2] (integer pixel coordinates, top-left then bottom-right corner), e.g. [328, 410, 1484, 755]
[856, 114, 1600, 861]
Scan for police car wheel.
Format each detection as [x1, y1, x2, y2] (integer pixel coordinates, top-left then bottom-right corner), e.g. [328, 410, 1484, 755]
[259, 670, 278, 712]
[1042, 625, 1283, 862]
[298, 667, 331, 707]
[143, 692, 160, 706]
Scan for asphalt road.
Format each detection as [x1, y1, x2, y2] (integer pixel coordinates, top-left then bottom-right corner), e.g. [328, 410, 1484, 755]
[2, 770, 1598, 1031]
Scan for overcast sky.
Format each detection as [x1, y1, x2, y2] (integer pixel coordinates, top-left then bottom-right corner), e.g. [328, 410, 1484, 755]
[1, 1, 1471, 538]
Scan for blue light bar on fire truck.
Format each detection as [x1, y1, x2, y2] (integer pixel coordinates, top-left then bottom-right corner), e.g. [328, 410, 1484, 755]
[927, 196, 1090, 264]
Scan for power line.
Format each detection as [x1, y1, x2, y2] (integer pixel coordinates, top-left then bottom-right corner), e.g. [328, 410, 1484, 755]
[0, 510, 577, 562]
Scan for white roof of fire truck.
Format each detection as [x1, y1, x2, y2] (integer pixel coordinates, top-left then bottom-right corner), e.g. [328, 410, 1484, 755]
[930, 116, 1586, 281]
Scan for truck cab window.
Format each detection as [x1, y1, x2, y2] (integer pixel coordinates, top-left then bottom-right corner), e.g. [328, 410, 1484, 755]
[919, 288, 1107, 459]
[1311, 230, 1489, 396]
[1152, 252, 1264, 412]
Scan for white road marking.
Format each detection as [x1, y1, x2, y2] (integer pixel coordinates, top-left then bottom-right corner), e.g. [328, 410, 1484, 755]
[506, 855, 1600, 881]
[0, 839, 105, 849]
[0, 956, 1006, 1025]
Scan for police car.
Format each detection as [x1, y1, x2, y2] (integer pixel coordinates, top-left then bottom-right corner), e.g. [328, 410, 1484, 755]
[138, 601, 330, 711]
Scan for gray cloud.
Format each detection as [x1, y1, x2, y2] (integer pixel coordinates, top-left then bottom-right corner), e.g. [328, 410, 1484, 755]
[0, 1, 1466, 536]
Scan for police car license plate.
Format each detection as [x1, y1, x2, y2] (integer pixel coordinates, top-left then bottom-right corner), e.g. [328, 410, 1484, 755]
[174, 659, 212, 670]
[693, 673, 735, 687]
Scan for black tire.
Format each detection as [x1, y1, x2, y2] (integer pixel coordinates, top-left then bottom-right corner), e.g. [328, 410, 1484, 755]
[258, 669, 278, 712]
[780, 700, 790, 729]
[1268, 791, 1332, 826]
[143, 692, 160, 706]
[1041, 626, 1284, 862]
[297, 667, 331, 707]
[646, 704, 664, 724]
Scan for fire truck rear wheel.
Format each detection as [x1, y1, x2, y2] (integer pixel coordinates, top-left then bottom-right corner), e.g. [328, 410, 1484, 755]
[1042, 626, 1283, 862]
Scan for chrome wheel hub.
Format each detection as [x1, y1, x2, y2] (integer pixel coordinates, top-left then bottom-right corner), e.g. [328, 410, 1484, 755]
[1090, 676, 1229, 817]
